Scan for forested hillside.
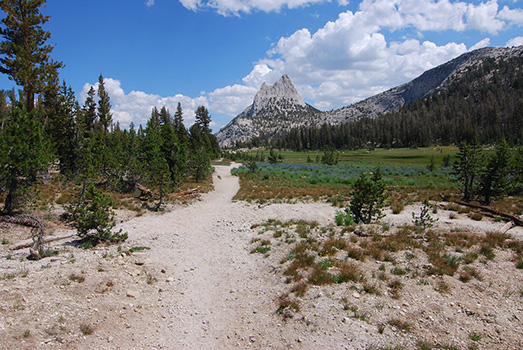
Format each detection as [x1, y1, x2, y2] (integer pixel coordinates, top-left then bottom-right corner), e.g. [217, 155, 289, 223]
[263, 54, 523, 150]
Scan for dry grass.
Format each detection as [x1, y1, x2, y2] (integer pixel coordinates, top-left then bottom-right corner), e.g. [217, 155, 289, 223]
[249, 202, 523, 324]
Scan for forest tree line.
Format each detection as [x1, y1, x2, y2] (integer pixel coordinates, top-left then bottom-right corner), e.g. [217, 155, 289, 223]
[0, 0, 220, 218]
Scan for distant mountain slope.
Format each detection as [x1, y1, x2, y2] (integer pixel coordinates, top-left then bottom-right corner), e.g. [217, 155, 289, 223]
[324, 46, 523, 124]
[216, 46, 523, 148]
[273, 47, 523, 149]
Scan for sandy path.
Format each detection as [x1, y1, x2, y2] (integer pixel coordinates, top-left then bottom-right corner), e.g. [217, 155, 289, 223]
[107, 164, 336, 349]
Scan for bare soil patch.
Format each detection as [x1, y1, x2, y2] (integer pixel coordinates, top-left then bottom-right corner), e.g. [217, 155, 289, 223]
[1, 164, 522, 349]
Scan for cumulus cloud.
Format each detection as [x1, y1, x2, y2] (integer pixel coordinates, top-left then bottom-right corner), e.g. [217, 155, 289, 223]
[253, 2, 472, 108]
[469, 38, 491, 51]
[179, 0, 523, 32]
[506, 36, 523, 47]
[145, 0, 155, 7]
[232, 0, 522, 110]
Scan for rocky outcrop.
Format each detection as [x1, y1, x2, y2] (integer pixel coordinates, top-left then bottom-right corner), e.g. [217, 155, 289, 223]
[216, 75, 321, 147]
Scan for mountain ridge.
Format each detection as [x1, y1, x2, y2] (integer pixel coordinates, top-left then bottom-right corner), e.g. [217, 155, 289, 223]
[216, 45, 523, 148]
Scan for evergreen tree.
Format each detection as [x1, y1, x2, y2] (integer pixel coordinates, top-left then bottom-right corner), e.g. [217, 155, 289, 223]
[80, 86, 96, 137]
[141, 108, 172, 210]
[479, 139, 511, 204]
[0, 0, 63, 112]
[97, 74, 112, 138]
[174, 102, 183, 129]
[195, 105, 211, 133]
[48, 81, 79, 176]
[349, 167, 386, 224]
[453, 140, 484, 202]
[188, 123, 212, 182]
[0, 103, 50, 213]
[72, 182, 127, 244]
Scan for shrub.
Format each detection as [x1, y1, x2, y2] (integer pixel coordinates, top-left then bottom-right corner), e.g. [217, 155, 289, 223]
[391, 201, 404, 214]
[71, 183, 127, 244]
[335, 209, 355, 226]
[412, 200, 438, 230]
[469, 213, 483, 221]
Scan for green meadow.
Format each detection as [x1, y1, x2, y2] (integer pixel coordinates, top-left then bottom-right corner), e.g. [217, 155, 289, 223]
[242, 146, 459, 166]
[230, 147, 461, 203]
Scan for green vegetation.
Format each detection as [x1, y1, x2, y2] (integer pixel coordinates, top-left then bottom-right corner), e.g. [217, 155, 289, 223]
[453, 139, 522, 204]
[70, 183, 127, 245]
[226, 146, 460, 166]
[412, 200, 438, 230]
[349, 167, 386, 224]
[0, 1, 219, 255]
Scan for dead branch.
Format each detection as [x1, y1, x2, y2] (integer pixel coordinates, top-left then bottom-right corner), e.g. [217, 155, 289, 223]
[454, 200, 523, 227]
[0, 214, 47, 259]
[169, 188, 198, 199]
[497, 221, 515, 234]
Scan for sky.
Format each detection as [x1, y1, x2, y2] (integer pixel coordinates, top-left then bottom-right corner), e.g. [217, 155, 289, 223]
[0, 0, 522, 131]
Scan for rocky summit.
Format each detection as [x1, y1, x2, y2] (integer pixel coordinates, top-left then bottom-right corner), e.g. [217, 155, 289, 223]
[216, 46, 523, 148]
[215, 74, 321, 147]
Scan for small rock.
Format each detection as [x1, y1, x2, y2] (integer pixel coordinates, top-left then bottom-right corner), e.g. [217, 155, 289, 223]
[126, 289, 140, 298]
[352, 292, 361, 299]
[135, 260, 145, 266]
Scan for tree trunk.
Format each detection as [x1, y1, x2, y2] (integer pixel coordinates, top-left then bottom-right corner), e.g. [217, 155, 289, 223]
[26, 89, 34, 112]
[3, 178, 17, 214]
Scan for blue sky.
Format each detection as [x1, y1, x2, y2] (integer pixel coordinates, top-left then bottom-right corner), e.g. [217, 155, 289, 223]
[0, 0, 522, 131]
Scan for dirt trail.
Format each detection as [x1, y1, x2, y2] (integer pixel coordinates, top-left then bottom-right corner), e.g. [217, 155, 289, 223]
[97, 164, 335, 349]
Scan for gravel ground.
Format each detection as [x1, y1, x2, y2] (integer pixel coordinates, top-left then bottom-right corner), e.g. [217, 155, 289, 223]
[1, 164, 522, 349]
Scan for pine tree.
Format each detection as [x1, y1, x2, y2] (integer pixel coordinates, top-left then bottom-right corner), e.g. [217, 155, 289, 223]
[0, 0, 63, 112]
[479, 139, 511, 204]
[195, 105, 211, 133]
[0, 103, 50, 213]
[349, 167, 386, 224]
[80, 86, 96, 137]
[97, 74, 112, 138]
[48, 81, 79, 176]
[453, 140, 484, 202]
[141, 108, 172, 210]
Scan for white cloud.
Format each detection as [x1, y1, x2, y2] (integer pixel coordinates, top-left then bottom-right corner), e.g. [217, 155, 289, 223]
[83, 1, 523, 130]
[80, 78, 209, 129]
[145, 0, 155, 7]
[469, 38, 491, 51]
[178, 0, 327, 15]
[229, 0, 521, 110]
[506, 36, 523, 46]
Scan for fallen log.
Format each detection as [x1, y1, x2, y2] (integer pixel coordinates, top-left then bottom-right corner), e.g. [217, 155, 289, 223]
[454, 200, 523, 227]
[11, 233, 76, 250]
[169, 188, 198, 199]
[497, 221, 515, 234]
[136, 183, 159, 200]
